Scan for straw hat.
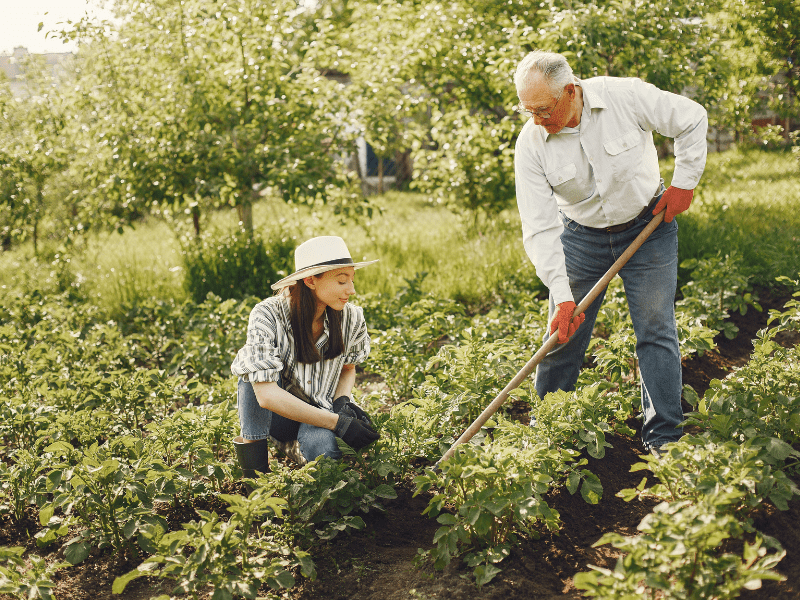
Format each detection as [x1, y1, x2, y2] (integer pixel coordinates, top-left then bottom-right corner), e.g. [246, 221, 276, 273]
[271, 236, 378, 291]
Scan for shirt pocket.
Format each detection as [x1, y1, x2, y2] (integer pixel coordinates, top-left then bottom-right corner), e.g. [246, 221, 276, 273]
[603, 129, 642, 182]
[545, 162, 578, 197]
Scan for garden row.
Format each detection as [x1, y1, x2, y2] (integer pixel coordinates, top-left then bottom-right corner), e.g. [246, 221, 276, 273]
[0, 257, 798, 599]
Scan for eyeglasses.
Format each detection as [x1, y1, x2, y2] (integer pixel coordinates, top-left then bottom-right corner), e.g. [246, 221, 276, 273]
[515, 87, 564, 119]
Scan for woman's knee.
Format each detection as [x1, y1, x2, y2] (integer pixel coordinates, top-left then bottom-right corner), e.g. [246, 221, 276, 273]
[298, 424, 342, 461]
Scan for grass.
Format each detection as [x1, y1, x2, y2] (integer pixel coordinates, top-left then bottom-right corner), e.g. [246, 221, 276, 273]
[669, 148, 800, 289]
[1, 147, 798, 313]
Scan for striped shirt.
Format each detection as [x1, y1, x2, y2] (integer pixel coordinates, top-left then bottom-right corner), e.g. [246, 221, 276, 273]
[230, 295, 371, 411]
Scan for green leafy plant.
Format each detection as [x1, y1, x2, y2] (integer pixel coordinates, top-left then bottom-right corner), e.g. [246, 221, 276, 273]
[414, 440, 563, 585]
[619, 435, 800, 517]
[0, 546, 68, 600]
[575, 498, 786, 599]
[114, 489, 304, 600]
[682, 326, 800, 447]
[36, 437, 175, 564]
[180, 228, 294, 304]
[0, 449, 47, 523]
[678, 252, 761, 339]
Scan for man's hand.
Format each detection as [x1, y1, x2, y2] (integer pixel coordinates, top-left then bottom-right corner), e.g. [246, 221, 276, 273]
[653, 186, 693, 223]
[334, 413, 380, 450]
[550, 301, 585, 344]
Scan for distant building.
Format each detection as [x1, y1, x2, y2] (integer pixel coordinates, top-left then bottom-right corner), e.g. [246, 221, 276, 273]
[0, 46, 74, 97]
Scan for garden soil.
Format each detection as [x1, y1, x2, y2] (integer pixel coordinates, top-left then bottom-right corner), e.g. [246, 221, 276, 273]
[1, 291, 798, 600]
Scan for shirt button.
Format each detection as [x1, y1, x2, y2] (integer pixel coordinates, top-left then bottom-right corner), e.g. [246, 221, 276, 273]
[307, 379, 311, 384]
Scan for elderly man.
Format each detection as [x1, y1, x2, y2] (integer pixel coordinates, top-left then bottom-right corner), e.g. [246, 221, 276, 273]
[513, 50, 708, 454]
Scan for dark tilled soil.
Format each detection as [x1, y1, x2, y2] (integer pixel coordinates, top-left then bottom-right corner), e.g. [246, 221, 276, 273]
[1, 291, 798, 600]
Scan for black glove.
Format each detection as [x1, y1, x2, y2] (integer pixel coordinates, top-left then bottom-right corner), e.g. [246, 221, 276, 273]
[334, 413, 380, 450]
[332, 395, 374, 427]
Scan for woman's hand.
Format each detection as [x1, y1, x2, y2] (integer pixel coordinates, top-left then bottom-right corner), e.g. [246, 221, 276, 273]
[333, 395, 373, 427]
[334, 413, 380, 449]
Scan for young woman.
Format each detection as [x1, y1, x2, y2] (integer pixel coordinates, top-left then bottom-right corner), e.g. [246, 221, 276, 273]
[231, 236, 379, 477]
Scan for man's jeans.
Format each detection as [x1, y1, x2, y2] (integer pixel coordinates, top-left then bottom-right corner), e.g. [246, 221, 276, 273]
[237, 379, 342, 461]
[534, 209, 684, 450]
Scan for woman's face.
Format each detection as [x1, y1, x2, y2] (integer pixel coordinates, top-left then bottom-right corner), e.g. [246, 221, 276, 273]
[305, 267, 356, 312]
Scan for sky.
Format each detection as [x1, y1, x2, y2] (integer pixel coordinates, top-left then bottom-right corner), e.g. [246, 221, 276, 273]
[0, 0, 113, 55]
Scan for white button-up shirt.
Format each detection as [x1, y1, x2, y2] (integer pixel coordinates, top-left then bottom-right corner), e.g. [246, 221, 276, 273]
[514, 76, 708, 304]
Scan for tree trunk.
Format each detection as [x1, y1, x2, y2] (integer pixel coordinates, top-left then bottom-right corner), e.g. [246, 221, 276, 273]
[378, 157, 384, 194]
[33, 182, 43, 257]
[237, 202, 253, 233]
[192, 205, 201, 236]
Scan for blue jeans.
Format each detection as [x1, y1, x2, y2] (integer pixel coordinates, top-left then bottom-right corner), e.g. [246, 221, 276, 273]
[534, 208, 684, 450]
[237, 379, 342, 461]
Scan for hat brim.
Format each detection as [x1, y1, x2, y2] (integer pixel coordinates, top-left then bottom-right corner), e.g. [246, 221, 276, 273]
[271, 259, 379, 291]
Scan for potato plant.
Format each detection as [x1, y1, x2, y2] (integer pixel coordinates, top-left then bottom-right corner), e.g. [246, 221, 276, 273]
[575, 498, 786, 600]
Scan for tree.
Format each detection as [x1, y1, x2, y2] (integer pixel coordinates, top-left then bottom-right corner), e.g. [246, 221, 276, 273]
[69, 0, 354, 235]
[0, 55, 72, 254]
[733, 0, 800, 135]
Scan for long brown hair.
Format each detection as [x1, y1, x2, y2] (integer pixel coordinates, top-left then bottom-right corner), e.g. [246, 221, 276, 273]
[288, 275, 344, 363]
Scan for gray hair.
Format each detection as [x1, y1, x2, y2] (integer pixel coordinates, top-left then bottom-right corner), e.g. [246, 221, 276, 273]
[514, 51, 574, 95]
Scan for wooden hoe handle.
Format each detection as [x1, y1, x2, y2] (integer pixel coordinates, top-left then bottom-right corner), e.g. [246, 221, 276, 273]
[434, 210, 666, 469]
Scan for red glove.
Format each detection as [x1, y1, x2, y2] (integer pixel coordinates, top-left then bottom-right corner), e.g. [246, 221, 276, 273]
[550, 301, 586, 344]
[652, 186, 693, 223]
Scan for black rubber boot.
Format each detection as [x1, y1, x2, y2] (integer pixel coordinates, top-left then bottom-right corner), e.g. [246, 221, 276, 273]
[233, 436, 270, 480]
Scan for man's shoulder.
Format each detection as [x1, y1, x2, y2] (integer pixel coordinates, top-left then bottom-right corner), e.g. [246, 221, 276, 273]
[516, 118, 546, 149]
[582, 76, 642, 94]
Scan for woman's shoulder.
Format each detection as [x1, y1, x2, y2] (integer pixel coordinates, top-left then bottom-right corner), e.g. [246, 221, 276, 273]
[341, 302, 368, 336]
[250, 295, 291, 324]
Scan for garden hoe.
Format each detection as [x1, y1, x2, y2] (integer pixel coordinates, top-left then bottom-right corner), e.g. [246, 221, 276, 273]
[433, 208, 667, 471]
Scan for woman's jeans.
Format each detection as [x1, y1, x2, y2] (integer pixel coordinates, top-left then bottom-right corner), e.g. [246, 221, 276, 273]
[534, 209, 684, 450]
[237, 378, 342, 461]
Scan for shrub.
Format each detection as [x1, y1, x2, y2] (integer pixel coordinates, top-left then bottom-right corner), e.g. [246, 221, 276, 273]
[180, 228, 294, 304]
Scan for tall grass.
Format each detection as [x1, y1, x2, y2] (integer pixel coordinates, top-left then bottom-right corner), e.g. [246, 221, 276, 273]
[252, 192, 535, 304]
[671, 148, 800, 288]
[1, 148, 797, 313]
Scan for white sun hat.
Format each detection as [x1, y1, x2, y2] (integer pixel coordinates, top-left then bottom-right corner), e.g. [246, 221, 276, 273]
[271, 236, 378, 291]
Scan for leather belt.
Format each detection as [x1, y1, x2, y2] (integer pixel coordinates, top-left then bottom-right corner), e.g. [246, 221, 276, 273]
[583, 193, 662, 234]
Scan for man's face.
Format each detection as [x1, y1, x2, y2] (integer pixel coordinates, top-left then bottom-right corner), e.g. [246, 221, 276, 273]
[518, 73, 571, 135]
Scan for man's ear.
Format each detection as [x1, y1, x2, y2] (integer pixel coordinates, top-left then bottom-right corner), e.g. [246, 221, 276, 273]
[302, 276, 316, 290]
[566, 83, 576, 98]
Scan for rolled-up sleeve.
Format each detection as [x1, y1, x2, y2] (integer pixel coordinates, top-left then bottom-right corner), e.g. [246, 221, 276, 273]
[343, 305, 371, 365]
[231, 303, 284, 383]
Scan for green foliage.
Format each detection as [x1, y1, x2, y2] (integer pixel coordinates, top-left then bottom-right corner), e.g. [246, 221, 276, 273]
[414, 441, 562, 585]
[253, 456, 395, 548]
[0, 449, 47, 523]
[67, 0, 355, 234]
[0, 55, 72, 254]
[575, 498, 786, 599]
[532, 382, 634, 458]
[678, 252, 761, 340]
[36, 437, 175, 564]
[682, 311, 800, 447]
[620, 436, 800, 516]
[180, 228, 294, 304]
[364, 291, 468, 401]
[114, 490, 302, 600]
[0, 546, 68, 600]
